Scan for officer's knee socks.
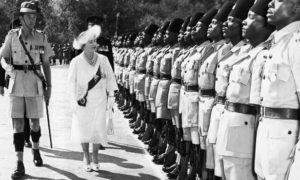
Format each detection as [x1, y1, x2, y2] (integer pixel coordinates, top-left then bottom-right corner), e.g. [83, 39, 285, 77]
[14, 132, 25, 152]
[30, 129, 41, 143]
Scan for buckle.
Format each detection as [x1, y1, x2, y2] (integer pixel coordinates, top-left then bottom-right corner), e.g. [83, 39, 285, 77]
[260, 106, 265, 116]
[24, 65, 28, 73]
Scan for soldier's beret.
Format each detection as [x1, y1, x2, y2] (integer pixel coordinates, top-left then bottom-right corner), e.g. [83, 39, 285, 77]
[229, 0, 255, 20]
[86, 16, 104, 25]
[167, 18, 184, 34]
[250, 0, 272, 18]
[188, 12, 204, 27]
[200, 8, 218, 26]
[144, 24, 159, 37]
[181, 16, 192, 31]
[214, 1, 235, 22]
[20, 1, 40, 14]
[159, 21, 170, 34]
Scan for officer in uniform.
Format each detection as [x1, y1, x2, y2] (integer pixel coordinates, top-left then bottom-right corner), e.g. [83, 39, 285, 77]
[87, 16, 114, 71]
[218, 0, 274, 179]
[212, 0, 255, 179]
[0, 1, 54, 179]
[253, 0, 300, 179]
[197, 2, 235, 180]
[153, 18, 184, 168]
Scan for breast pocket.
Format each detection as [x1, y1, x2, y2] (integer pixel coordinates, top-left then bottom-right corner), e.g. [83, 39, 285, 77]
[267, 63, 291, 83]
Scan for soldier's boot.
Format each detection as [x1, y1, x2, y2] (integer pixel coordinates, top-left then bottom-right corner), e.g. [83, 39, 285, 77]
[142, 124, 154, 143]
[11, 161, 25, 179]
[149, 132, 160, 155]
[185, 145, 200, 180]
[167, 163, 180, 179]
[207, 169, 214, 180]
[163, 162, 177, 173]
[176, 141, 191, 180]
[136, 121, 146, 136]
[163, 145, 176, 168]
[167, 152, 181, 177]
[196, 149, 206, 179]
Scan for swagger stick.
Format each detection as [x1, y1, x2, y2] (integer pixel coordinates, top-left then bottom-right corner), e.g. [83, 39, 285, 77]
[45, 102, 53, 148]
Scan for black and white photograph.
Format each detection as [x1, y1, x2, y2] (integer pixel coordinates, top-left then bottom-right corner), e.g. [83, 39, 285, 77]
[0, 0, 300, 179]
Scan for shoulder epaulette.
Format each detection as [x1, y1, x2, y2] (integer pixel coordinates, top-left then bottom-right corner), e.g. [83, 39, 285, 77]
[8, 28, 20, 34]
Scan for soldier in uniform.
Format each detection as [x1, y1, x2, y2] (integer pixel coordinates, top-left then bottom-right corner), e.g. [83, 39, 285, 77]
[197, 2, 235, 180]
[152, 18, 184, 169]
[87, 16, 115, 71]
[252, 0, 300, 179]
[133, 24, 158, 138]
[165, 15, 192, 179]
[0, 63, 4, 95]
[212, 0, 255, 179]
[0, 1, 54, 179]
[217, 0, 274, 179]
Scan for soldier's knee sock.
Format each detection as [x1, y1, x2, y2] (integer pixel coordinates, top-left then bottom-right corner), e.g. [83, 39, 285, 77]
[14, 132, 25, 152]
[31, 129, 41, 143]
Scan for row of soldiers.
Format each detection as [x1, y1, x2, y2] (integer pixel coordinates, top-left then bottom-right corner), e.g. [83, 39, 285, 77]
[114, 0, 300, 179]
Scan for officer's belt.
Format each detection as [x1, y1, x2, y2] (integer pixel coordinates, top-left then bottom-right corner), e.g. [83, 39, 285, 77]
[225, 101, 257, 115]
[184, 85, 198, 92]
[171, 78, 181, 84]
[137, 69, 146, 74]
[125, 64, 129, 67]
[200, 89, 215, 97]
[260, 106, 300, 120]
[216, 96, 226, 105]
[154, 74, 160, 79]
[13, 65, 41, 71]
[160, 74, 171, 80]
[120, 64, 125, 67]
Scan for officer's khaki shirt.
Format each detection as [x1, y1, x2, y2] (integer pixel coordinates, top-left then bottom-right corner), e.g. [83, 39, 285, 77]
[0, 28, 54, 97]
[226, 42, 268, 104]
[198, 40, 226, 90]
[215, 40, 249, 97]
[260, 21, 300, 109]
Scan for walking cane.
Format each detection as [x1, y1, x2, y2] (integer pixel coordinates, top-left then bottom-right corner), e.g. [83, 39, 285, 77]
[45, 102, 53, 149]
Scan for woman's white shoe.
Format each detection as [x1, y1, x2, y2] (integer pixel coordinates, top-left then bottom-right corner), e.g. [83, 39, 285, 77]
[91, 162, 100, 171]
[83, 164, 92, 172]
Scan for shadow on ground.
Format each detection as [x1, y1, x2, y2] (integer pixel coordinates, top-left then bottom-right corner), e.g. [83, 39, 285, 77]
[95, 170, 161, 180]
[106, 141, 145, 154]
[40, 146, 143, 170]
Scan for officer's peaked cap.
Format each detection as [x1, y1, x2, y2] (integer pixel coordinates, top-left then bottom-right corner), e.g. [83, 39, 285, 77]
[188, 12, 204, 27]
[250, 0, 272, 18]
[159, 21, 170, 34]
[200, 8, 218, 26]
[229, 0, 255, 20]
[214, 1, 235, 22]
[167, 18, 184, 34]
[144, 24, 159, 37]
[20, 1, 40, 14]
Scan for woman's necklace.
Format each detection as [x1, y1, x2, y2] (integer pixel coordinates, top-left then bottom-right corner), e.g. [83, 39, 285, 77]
[84, 52, 97, 66]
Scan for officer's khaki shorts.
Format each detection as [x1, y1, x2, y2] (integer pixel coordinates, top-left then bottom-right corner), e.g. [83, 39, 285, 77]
[10, 96, 43, 119]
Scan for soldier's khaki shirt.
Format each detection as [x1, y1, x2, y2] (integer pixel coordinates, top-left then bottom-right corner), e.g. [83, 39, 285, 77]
[171, 48, 189, 80]
[0, 28, 54, 97]
[226, 42, 268, 104]
[198, 40, 226, 90]
[260, 21, 300, 109]
[215, 40, 249, 97]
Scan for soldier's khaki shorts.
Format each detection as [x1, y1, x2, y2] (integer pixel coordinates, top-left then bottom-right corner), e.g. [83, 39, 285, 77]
[181, 91, 199, 128]
[223, 156, 256, 180]
[255, 118, 298, 180]
[144, 76, 153, 110]
[198, 96, 215, 136]
[167, 83, 181, 110]
[10, 96, 43, 119]
[155, 80, 171, 119]
[149, 78, 160, 113]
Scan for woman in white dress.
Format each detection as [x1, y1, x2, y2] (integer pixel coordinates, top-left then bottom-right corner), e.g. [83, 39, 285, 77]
[68, 25, 118, 171]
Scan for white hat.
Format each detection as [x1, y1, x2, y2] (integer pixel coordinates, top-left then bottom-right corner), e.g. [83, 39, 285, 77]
[73, 25, 101, 50]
